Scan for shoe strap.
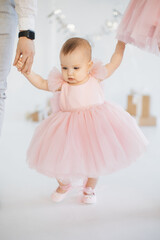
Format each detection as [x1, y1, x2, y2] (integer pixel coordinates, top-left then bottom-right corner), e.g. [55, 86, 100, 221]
[59, 184, 71, 191]
[83, 187, 95, 195]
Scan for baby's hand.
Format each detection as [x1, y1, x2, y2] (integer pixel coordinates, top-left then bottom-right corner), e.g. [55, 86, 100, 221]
[16, 59, 23, 72]
[16, 59, 32, 77]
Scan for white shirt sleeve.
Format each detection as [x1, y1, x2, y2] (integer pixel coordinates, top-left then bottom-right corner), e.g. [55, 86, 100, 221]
[15, 0, 37, 31]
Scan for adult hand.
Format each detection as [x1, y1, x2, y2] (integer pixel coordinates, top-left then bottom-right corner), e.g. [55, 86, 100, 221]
[13, 37, 35, 74]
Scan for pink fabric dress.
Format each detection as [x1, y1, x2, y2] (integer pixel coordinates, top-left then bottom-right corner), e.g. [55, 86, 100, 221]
[116, 0, 160, 55]
[27, 62, 149, 180]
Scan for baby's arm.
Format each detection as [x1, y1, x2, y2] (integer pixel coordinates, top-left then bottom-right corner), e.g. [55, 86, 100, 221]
[17, 59, 48, 90]
[24, 71, 49, 91]
[105, 40, 126, 78]
[16, 60, 61, 91]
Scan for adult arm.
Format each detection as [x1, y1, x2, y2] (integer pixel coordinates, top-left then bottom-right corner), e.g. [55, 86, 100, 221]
[13, 0, 37, 74]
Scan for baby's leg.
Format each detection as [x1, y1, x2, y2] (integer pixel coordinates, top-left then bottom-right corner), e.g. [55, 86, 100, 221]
[84, 177, 98, 194]
[56, 178, 71, 193]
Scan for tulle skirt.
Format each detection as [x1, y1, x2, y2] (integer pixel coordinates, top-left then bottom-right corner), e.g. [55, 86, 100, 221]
[27, 102, 148, 180]
[116, 0, 160, 55]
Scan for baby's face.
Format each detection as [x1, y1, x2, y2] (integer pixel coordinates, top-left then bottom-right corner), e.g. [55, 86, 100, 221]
[60, 47, 92, 85]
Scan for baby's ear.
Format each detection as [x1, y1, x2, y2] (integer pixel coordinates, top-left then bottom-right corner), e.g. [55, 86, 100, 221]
[88, 60, 93, 70]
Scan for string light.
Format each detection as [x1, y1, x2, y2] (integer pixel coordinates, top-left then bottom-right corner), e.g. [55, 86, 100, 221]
[47, 8, 122, 41]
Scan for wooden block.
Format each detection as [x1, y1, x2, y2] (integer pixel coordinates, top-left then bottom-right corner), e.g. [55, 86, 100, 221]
[126, 95, 136, 116]
[138, 116, 156, 126]
[31, 111, 39, 122]
[141, 95, 150, 118]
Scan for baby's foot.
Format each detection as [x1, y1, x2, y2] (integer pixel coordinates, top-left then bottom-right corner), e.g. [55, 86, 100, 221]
[51, 184, 72, 202]
[81, 187, 97, 204]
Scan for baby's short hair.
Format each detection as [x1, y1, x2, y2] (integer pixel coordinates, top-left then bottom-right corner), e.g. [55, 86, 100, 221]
[61, 37, 92, 60]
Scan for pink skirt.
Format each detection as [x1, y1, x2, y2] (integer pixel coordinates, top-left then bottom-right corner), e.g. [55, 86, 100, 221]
[27, 102, 149, 179]
[116, 0, 160, 55]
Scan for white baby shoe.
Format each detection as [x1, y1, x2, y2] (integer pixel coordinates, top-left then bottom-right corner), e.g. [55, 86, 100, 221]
[51, 184, 72, 202]
[81, 187, 97, 204]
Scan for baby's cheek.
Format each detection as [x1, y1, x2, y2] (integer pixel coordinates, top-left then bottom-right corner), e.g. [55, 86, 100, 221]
[81, 71, 88, 79]
[62, 72, 67, 80]
[75, 73, 82, 81]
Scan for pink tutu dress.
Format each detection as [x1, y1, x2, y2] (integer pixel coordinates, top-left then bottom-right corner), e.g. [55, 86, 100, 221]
[116, 0, 160, 55]
[27, 62, 149, 180]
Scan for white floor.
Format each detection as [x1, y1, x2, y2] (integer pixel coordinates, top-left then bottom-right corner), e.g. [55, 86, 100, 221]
[0, 120, 160, 240]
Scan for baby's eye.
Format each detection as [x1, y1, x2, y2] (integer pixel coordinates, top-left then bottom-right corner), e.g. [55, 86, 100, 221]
[62, 67, 67, 70]
[74, 67, 79, 70]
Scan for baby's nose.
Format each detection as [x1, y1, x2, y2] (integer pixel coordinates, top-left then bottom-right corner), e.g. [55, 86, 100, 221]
[68, 68, 74, 75]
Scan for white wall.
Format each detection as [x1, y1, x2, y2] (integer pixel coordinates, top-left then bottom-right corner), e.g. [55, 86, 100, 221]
[5, 0, 160, 123]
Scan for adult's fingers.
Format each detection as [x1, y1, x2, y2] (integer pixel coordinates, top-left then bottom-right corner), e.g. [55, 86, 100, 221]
[25, 56, 33, 74]
[21, 55, 33, 74]
[13, 49, 21, 66]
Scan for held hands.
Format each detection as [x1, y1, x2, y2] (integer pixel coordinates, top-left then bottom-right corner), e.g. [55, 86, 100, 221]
[13, 37, 35, 74]
[14, 38, 48, 91]
[16, 59, 30, 77]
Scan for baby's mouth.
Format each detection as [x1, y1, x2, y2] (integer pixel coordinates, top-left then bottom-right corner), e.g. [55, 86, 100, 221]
[68, 77, 75, 81]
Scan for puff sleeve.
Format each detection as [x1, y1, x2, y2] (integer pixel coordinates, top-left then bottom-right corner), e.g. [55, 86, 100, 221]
[47, 67, 65, 92]
[90, 60, 108, 80]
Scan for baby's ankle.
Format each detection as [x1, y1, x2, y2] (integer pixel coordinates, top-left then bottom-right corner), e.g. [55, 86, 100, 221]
[56, 186, 67, 193]
[83, 186, 95, 195]
[56, 183, 71, 193]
